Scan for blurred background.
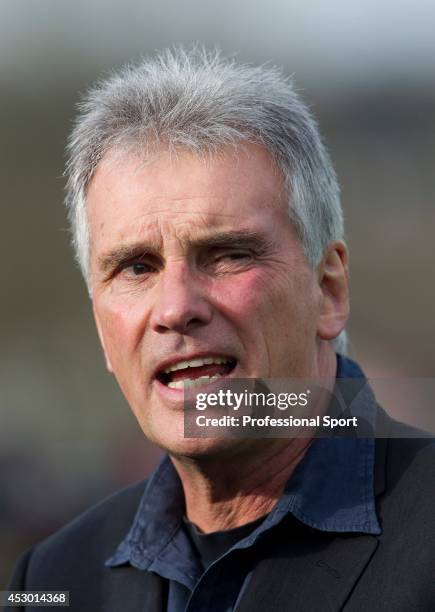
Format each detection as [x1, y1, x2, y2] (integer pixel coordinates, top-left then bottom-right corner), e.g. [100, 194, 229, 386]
[1, 0, 434, 587]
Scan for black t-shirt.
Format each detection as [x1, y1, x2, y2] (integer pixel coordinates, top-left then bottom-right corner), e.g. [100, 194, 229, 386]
[183, 514, 268, 571]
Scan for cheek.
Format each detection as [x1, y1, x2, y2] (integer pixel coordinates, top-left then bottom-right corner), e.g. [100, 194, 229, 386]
[220, 272, 265, 306]
[95, 300, 149, 411]
[211, 268, 318, 342]
[96, 298, 146, 365]
[211, 269, 294, 327]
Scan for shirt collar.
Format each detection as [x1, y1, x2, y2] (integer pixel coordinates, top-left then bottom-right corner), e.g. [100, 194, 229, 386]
[106, 355, 381, 570]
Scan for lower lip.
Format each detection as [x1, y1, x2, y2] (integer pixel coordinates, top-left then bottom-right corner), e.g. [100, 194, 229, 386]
[152, 364, 240, 405]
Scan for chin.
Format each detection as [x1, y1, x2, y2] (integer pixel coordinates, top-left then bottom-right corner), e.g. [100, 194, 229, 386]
[134, 391, 257, 461]
[155, 435, 243, 462]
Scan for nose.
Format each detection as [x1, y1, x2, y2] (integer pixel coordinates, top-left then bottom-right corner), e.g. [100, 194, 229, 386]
[149, 262, 213, 334]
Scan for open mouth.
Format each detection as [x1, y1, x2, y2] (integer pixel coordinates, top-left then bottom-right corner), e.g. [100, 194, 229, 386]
[156, 356, 237, 389]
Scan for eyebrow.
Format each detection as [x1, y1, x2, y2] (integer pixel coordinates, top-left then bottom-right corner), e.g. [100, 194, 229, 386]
[97, 230, 272, 275]
[98, 243, 159, 276]
[192, 230, 272, 252]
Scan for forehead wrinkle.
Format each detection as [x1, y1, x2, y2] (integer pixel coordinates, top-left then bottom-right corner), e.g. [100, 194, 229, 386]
[130, 208, 244, 245]
[120, 213, 212, 258]
[131, 206, 243, 219]
[142, 187, 284, 213]
[145, 194, 223, 204]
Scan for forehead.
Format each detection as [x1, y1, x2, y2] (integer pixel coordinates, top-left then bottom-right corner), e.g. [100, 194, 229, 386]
[86, 144, 290, 256]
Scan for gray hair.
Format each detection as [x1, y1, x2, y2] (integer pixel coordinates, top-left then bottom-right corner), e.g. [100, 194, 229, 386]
[65, 46, 347, 353]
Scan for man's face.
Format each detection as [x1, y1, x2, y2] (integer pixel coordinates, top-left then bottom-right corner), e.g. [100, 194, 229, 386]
[88, 144, 328, 455]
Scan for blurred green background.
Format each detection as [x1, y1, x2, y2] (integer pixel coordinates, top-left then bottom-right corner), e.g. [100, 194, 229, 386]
[1, 0, 434, 587]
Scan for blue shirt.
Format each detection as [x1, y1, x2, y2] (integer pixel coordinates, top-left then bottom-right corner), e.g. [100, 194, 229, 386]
[106, 355, 381, 611]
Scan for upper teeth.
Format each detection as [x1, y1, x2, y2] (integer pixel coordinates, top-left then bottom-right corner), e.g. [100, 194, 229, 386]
[168, 375, 222, 390]
[163, 356, 230, 374]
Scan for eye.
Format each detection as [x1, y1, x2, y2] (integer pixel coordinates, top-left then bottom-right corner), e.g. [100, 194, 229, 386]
[118, 259, 157, 278]
[221, 252, 248, 260]
[214, 250, 252, 262]
[130, 262, 150, 275]
[200, 249, 255, 274]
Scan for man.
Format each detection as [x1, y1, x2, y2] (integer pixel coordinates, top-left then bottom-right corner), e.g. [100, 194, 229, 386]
[7, 48, 435, 611]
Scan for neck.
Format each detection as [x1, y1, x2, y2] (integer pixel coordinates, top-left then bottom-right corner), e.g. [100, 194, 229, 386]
[171, 438, 312, 532]
[172, 346, 337, 533]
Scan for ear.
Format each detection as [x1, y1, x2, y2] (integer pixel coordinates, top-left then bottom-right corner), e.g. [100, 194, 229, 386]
[92, 305, 114, 373]
[316, 241, 349, 341]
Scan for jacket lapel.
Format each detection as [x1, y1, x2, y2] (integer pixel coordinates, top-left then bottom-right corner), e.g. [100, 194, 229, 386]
[237, 425, 390, 612]
[237, 531, 378, 612]
[102, 565, 167, 612]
